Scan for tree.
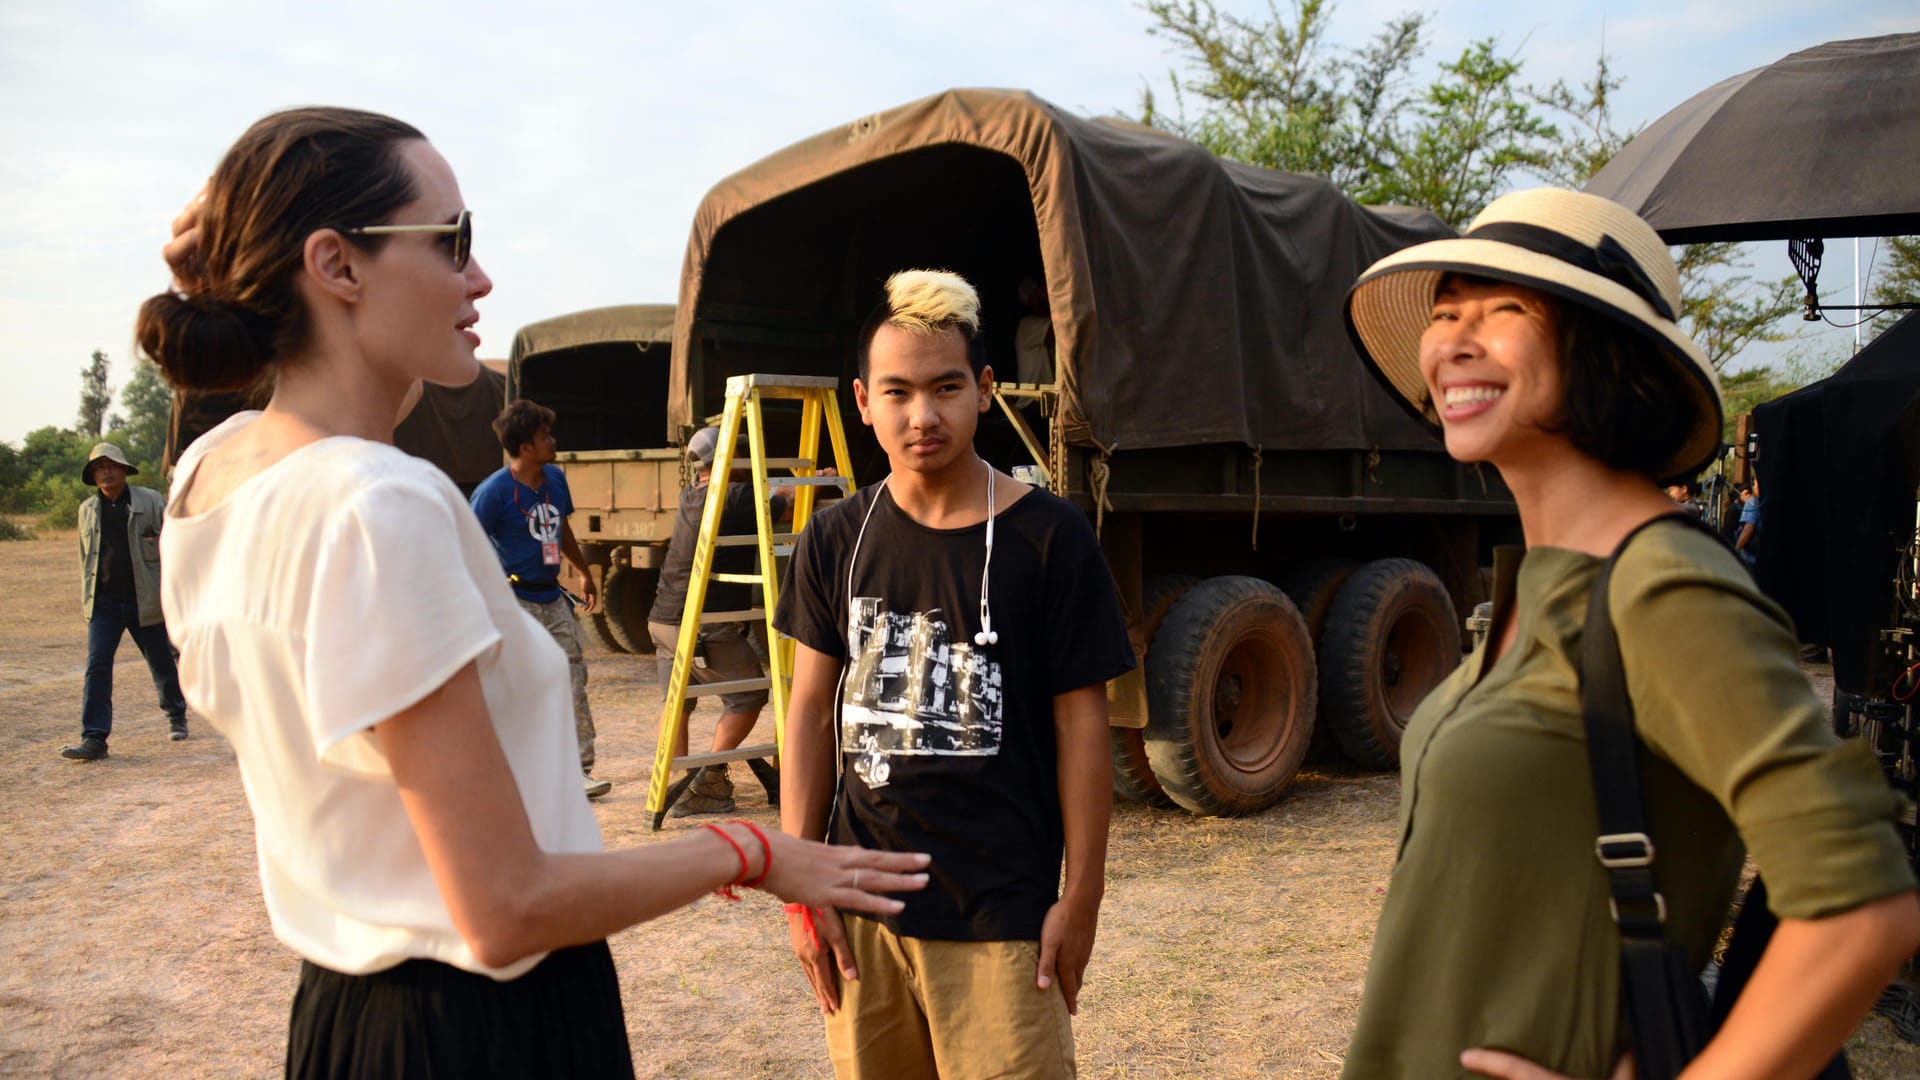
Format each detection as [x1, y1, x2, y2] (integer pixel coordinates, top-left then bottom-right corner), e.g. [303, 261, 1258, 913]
[117, 358, 174, 469]
[1141, 0, 1553, 229]
[77, 349, 112, 437]
[1868, 235, 1920, 340]
[1362, 40, 1555, 228]
[1675, 244, 1798, 371]
[0, 440, 27, 513]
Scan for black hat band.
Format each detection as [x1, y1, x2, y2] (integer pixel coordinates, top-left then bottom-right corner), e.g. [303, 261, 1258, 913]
[1465, 221, 1675, 322]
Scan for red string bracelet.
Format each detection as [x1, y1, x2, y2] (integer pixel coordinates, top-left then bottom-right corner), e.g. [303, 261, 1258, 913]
[730, 819, 773, 889]
[701, 822, 750, 901]
[783, 902, 821, 951]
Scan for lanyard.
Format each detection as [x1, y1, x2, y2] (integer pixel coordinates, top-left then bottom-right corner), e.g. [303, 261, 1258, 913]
[510, 472, 552, 522]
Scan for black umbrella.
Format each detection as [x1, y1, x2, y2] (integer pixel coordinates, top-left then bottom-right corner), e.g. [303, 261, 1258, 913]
[1585, 33, 1920, 244]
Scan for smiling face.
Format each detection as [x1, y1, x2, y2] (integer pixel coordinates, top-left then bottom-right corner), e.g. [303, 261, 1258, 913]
[854, 322, 993, 479]
[351, 140, 493, 390]
[1418, 276, 1568, 471]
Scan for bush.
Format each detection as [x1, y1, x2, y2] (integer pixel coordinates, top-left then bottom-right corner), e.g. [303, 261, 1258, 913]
[35, 475, 89, 533]
[0, 517, 33, 542]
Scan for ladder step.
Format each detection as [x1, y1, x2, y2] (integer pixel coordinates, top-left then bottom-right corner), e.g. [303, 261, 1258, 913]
[683, 677, 771, 698]
[757, 457, 815, 470]
[672, 742, 779, 770]
[710, 572, 762, 585]
[782, 476, 852, 488]
[713, 533, 798, 546]
[731, 374, 840, 391]
[700, 608, 764, 624]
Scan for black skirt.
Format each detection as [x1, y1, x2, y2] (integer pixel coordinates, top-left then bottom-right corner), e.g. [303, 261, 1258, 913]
[286, 940, 635, 1079]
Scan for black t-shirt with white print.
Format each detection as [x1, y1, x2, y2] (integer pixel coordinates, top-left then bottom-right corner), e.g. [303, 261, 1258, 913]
[774, 480, 1136, 942]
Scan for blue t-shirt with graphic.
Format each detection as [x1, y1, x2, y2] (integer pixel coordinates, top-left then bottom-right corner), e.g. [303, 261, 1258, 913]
[470, 464, 574, 602]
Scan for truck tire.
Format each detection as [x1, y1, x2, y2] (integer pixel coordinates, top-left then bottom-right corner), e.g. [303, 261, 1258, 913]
[573, 564, 627, 654]
[585, 610, 626, 654]
[1280, 558, 1360, 764]
[1110, 575, 1198, 808]
[1279, 558, 1360, 641]
[1318, 558, 1459, 770]
[602, 564, 659, 656]
[1144, 576, 1316, 816]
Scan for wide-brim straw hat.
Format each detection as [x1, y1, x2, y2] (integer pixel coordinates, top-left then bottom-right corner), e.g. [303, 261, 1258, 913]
[82, 442, 138, 485]
[1344, 187, 1724, 479]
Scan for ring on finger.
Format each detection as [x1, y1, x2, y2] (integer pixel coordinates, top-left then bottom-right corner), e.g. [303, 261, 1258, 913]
[853, 868, 861, 889]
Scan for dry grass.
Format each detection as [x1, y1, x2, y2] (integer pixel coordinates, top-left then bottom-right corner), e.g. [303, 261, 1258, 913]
[1, 535, 1913, 1077]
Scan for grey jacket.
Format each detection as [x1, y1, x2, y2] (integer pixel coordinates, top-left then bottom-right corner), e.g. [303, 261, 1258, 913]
[79, 485, 167, 626]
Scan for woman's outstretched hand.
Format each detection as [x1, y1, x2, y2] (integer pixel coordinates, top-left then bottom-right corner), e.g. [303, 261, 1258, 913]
[758, 830, 928, 914]
[1461, 1048, 1634, 1080]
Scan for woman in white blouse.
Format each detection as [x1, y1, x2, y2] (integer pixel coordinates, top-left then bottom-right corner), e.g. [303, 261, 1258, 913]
[138, 106, 927, 1078]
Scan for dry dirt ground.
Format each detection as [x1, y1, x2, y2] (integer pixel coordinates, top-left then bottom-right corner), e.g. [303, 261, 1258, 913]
[1, 531, 1914, 1079]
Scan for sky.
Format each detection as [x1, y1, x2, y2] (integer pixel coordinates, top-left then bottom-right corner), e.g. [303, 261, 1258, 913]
[1, 0, 1912, 445]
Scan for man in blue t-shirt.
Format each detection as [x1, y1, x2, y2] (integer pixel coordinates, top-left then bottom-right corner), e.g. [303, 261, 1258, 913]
[1735, 475, 1762, 568]
[470, 399, 609, 799]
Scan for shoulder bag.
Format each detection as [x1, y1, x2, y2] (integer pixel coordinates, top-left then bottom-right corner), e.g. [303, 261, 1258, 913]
[1580, 513, 1849, 1080]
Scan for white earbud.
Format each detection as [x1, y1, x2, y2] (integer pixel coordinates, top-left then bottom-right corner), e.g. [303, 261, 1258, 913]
[975, 464, 997, 647]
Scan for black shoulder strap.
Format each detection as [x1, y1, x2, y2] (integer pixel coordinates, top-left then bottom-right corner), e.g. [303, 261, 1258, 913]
[1580, 512, 1728, 942]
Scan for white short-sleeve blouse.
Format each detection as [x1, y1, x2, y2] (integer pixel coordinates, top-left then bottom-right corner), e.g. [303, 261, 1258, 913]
[161, 412, 602, 979]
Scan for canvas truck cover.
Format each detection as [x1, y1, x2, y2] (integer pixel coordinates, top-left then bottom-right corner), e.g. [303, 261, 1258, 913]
[672, 87, 1453, 453]
[508, 303, 676, 393]
[166, 368, 506, 489]
[391, 365, 506, 487]
[509, 304, 677, 453]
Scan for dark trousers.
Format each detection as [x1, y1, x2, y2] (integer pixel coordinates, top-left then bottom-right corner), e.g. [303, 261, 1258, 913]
[82, 596, 186, 742]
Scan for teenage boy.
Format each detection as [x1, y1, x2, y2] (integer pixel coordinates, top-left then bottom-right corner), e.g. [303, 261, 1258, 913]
[63, 442, 189, 760]
[471, 399, 609, 799]
[775, 269, 1135, 1078]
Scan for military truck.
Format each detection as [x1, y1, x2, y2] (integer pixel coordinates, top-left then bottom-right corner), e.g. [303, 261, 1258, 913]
[664, 88, 1519, 819]
[166, 366, 508, 496]
[507, 304, 683, 655]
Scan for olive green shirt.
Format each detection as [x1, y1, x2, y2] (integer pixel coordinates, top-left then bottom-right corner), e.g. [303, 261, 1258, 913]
[1341, 521, 1913, 1079]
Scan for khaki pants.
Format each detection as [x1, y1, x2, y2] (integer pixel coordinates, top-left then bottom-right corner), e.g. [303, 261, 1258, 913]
[516, 596, 596, 772]
[825, 916, 1075, 1079]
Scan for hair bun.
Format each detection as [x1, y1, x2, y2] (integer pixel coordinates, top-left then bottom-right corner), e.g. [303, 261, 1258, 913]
[135, 291, 277, 392]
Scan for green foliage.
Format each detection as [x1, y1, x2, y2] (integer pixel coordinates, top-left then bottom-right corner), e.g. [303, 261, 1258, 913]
[1675, 243, 1798, 371]
[1140, 1, 1801, 370]
[0, 441, 27, 513]
[2, 417, 165, 528]
[1718, 348, 1844, 442]
[1362, 40, 1556, 228]
[1526, 53, 1636, 189]
[1142, 0, 1552, 229]
[36, 474, 92, 532]
[116, 358, 174, 468]
[1869, 235, 1920, 340]
[0, 517, 32, 542]
[78, 349, 112, 438]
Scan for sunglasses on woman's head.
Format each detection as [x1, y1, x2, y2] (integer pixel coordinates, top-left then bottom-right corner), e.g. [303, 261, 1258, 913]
[343, 208, 471, 271]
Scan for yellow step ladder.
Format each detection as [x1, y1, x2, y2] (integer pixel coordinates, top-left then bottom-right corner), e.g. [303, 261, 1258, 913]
[646, 374, 855, 829]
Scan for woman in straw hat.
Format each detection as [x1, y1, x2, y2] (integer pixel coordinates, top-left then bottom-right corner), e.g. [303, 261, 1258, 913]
[1338, 188, 1919, 1079]
[140, 106, 927, 1077]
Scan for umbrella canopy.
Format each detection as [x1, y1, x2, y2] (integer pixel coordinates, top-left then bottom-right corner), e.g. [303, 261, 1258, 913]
[1584, 33, 1920, 243]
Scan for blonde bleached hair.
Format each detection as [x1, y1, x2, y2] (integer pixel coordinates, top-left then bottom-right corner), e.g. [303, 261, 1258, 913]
[859, 268, 985, 378]
[883, 269, 980, 336]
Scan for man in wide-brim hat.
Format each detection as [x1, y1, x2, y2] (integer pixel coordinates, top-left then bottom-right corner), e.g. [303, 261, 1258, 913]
[63, 442, 189, 761]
